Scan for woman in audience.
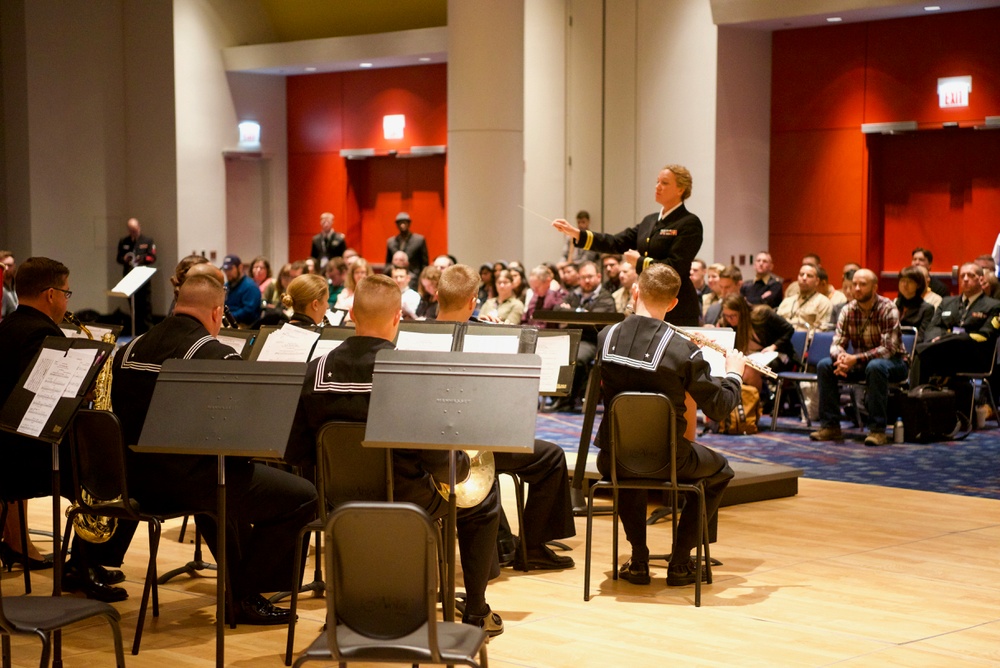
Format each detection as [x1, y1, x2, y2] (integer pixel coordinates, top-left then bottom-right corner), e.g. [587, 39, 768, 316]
[720, 294, 794, 391]
[250, 256, 273, 298]
[334, 258, 374, 314]
[702, 262, 725, 319]
[913, 265, 942, 308]
[1, 251, 17, 318]
[478, 264, 496, 304]
[263, 263, 293, 309]
[479, 269, 525, 325]
[509, 265, 528, 302]
[416, 266, 441, 320]
[895, 265, 934, 342]
[282, 274, 329, 327]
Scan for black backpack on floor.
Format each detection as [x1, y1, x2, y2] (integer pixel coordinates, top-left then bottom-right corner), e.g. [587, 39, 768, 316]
[898, 384, 968, 442]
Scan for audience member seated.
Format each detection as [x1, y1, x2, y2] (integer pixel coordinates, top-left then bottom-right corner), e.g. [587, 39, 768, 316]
[523, 265, 565, 327]
[911, 246, 950, 298]
[895, 266, 935, 342]
[509, 265, 528, 302]
[222, 254, 262, 326]
[550, 260, 616, 412]
[250, 256, 273, 299]
[701, 262, 725, 319]
[324, 256, 347, 308]
[477, 264, 496, 304]
[558, 261, 580, 292]
[974, 254, 1000, 299]
[809, 269, 907, 447]
[776, 264, 833, 331]
[740, 251, 783, 308]
[415, 265, 441, 320]
[597, 264, 743, 587]
[434, 265, 576, 571]
[168, 254, 209, 314]
[909, 262, 1000, 395]
[690, 258, 710, 300]
[479, 269, 525, 325]
[601, 253, 622, 293]
[612, 261, 637, 314]
[704, 265, 742, 326]
[913, 264, 942, 309]
[285, 273, 505, 636]
[334, 257, 374, 316]
[283, 274, 330, 327]
[386, 250, 418, 289]
[391, 266, 421, 318]
[719, 295, 794, 391]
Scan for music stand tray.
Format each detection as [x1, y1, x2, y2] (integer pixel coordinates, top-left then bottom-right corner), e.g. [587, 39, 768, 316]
[133, 359, 306, 667]
[363, 350, 540, 621]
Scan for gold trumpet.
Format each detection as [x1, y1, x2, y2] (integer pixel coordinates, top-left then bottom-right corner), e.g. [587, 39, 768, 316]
[665, 322, 779, 379]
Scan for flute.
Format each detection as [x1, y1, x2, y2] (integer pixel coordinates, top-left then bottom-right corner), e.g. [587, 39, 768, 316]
[664, 322, 779, 379]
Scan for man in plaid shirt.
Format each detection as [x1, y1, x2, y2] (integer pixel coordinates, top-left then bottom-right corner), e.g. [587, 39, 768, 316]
[809, 269, 908, 446]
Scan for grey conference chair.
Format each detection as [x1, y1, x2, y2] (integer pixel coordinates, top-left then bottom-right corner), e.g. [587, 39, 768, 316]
[584, 392, 712, 606]
[293, 502, 488, 668]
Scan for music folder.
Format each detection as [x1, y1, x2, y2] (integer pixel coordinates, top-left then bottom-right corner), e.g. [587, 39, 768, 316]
[363, 350, 539, 454]
[0, 336, 114, 443]
[134, 359, 306, 459]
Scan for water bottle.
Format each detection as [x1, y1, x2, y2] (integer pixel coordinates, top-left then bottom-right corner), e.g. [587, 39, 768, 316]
[893, 417, 904, 444]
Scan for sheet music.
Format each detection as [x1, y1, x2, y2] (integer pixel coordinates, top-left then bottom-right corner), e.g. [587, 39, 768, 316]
[63, 347, 98, 397]
[534, 335, 571, 393]
[109, 266, 157, 298]
[687, 327, 735, 377]
[325, 310, 346, 327]
[396, 330, 453, 352]
[747, 350, 779, 367]
[216, 333, 246, 355]
[257, 323, 320, 362]
[462, 334, 520, 354]
[310, 338, 344, 361]
[18, 352, 82, 436]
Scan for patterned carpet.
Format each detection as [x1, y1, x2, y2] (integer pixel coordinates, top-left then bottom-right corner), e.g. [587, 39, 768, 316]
[536, 409, 1000, 500]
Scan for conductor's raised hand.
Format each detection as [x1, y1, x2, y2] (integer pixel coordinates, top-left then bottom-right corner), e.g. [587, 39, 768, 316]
[551, 218, 581, 242]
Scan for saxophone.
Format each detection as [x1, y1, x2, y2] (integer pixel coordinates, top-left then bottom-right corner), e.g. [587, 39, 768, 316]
[63, 312, 119, 543]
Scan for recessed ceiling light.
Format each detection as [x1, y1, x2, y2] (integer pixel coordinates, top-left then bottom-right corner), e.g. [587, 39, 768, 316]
[826, 16, 842, 22]
[359, 62, 373, 68]
[305, 67, 317, 72]
[418, 57, 432, 62]
[924, 5, 941, 10]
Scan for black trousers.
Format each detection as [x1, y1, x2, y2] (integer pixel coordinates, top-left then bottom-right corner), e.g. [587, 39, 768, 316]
[130, 457, 317, 599]
[494, 439, 575, 548]
[909, 334, 996, 387]
[598, 440, 733, 565]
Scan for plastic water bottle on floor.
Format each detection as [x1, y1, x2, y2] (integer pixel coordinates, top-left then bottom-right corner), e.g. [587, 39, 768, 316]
[893, 417, 904, 444]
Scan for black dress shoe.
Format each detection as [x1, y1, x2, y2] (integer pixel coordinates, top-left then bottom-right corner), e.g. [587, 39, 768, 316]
[618, 559, 650, 585]
[666, 558, 708, 587]
[514, 545, 575, 571]
[94, 564, 126, 585]
[235, 594, 293, 626]
[62, 565, 129, 603]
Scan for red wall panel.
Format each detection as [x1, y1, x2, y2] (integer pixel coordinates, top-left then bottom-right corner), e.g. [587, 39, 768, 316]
[770, 8, 1000, 285]
[286, 64, 448, 265]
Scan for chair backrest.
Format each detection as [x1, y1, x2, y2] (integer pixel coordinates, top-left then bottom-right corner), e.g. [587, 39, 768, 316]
[325, 502, 440, 659]
[900, 326, 918, 357]
[70, 409, 130, 504]
[316, 421, 393, 520]
[607, 392, 677, 484]
[803, 330, 835, 368]
[790, 330, 808, 364]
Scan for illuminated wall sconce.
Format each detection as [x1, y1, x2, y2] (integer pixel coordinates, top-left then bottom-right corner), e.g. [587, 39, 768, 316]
[238, 121, 261, 147]
[383, 114, 405, 140]
[938, 76, 971, 109]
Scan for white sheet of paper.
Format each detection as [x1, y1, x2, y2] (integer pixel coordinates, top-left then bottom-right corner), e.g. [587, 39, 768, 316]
[62, 347, 98, 397]
[109, 266, 157, 298]
[747, 350, 779, 367]
[18, 354, 80, 437]
[310, 338, 345, 361]
[23, 348, 63, 393]
[395, 330, 453, 352]
[256, 323, 320, 362]
[462, 334, 520, 354]
[325, 310, 345, 327]
[534, 335, 571, 393]
[60, 326, 86, 339]
[216, 334, 246, 356]
[686, 327, 735, 377]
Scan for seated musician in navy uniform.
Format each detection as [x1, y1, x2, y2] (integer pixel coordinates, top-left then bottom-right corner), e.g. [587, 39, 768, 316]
[285, 274, 504, 637]
[111, 272, 317, 625]
[596, 263, 744, 587]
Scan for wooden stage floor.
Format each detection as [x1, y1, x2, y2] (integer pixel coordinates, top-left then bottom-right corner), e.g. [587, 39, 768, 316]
[4, 477, 999, 667]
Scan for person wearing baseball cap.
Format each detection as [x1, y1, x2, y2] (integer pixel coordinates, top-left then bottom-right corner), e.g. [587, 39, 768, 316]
[385, 211, 429, 276]
[222, 254, 261, 326]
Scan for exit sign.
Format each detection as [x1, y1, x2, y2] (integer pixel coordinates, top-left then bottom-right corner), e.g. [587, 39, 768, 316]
[938, 76, 971, 109]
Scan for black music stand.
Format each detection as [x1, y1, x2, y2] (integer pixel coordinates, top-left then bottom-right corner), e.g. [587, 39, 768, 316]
[108, 266, 156, 337]
[0, 335, 114, 666]
[363, 350, 540, 622]
[132, 359, 306, 668]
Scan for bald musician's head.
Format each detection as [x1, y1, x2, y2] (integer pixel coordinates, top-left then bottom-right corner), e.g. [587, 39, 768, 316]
[436, 264, 480, 320]
[174, 274, 226, 336]
[633, 264, 681, 319]
[186, 261, 225, 285]
[351, 274, 402, 340]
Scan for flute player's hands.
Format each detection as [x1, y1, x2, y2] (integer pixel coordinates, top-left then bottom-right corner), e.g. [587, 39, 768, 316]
[725, 349, 747, 377]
